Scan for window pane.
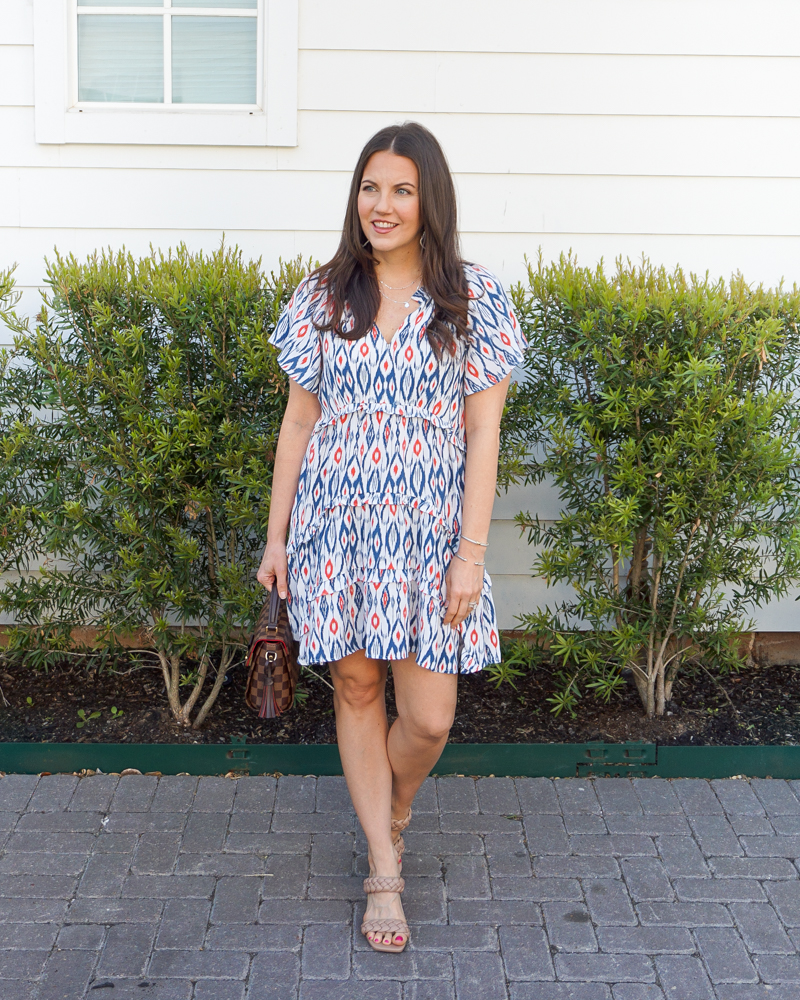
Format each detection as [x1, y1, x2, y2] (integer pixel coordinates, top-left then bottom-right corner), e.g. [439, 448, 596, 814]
[78, 16, 163, 102]
[78, 1, 162, 6]
[172, 17, 256, 104]
[173, 0, 256, 6]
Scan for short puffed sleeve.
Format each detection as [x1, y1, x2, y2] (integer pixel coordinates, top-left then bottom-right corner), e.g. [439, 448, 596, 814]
[269, 276, 323, 394]
[463, 264, 526, 395]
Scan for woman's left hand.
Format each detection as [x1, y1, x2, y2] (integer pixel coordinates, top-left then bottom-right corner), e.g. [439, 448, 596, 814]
[442, 546, 484, 628]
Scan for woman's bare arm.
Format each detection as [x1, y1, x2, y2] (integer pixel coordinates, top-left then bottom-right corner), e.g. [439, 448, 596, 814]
[257, 379, 321, 597]
[442, 374, 511, 628]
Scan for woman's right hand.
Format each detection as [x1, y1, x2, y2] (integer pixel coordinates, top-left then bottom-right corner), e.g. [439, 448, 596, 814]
[257, 541, 289, 598]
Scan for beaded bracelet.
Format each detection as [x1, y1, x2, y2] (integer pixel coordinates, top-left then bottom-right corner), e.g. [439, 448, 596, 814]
[460, 533, 488, 547]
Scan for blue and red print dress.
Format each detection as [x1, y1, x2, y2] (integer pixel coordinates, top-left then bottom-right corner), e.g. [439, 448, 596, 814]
[270, 262, 526, 674]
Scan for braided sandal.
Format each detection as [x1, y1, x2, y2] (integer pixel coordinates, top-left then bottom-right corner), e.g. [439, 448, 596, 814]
[368, 808, 412, 875]
[361, 876, 409, 953]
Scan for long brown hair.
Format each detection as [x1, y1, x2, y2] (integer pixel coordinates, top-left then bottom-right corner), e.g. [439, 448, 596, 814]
[312, 122, 470, 357]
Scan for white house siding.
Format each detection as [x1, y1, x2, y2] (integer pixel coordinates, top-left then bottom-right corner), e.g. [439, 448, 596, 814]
[1, 0, 799, 628]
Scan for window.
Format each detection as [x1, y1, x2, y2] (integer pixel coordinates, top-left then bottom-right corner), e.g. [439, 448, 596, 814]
[33, 0, 298, 146]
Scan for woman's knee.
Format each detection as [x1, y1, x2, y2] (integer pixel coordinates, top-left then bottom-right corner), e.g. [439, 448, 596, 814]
[331, 659, 386, 711]
[404, 704, 455, 743]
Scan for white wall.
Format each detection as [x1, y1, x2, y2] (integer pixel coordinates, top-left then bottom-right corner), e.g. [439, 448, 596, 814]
[2, 0, 799, 627]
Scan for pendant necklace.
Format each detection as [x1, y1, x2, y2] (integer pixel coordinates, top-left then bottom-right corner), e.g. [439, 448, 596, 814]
[379, 285, 419, 309]
[378, 275, 421, 310]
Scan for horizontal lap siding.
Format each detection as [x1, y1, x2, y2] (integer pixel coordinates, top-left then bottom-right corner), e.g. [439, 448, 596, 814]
[1, 0, 798, 627]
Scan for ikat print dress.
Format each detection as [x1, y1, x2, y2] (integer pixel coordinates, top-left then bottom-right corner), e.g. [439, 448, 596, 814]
[269, 263, 526, 674]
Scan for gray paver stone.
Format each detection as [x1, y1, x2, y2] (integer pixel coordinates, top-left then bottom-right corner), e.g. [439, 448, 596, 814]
[534, 857, 619, 879]
[510, 986, 611, 1000]
[708, 856, 796, 879]
[156, 897, 211, 949]
[193, 983, 245, 1000]
[688, 816, 743, 856]
[98, 922, 156, 977]
[583, 880, 637, 926]
[612, 988, 665, 1000]
[448, 900, 542, 925]
[123, 874, 213, 899]
[654, 955, 714, 999]
[444, 855, 491, 899]
[675, 878, 765, 902]
[232, 775, 277, 813]
[740, 835, 800, 857]
[476, 778, 519, 815]
[148, 948, 249, 979]
[556, 782, 601, 814]
[514, 778, 559, 815]
[412, 778, 439, 814]
[205, 924, 302, 951]
[315, 776, 353, 813]
[593, 779, 641, 816]
[404, 834, 483, 856]
[310, 833, 355, 876]
[554, 954, 654, 982]
[275, 776, 317, 813]
[564, 814, 607, 836]
[302, 922, 351, 980]
[695, 926, 758, 984]
[25, 775, 78, 813]
[271, 811, 355, 834]
[0, 921, 59, 949]
[671, 779, 723, 815]
[441, 813, 522, 835]
[604, 815, 690, 836]
[225, 832, 310, 854]
[730, 814, 773, 836]
[712, 779, 765, 816]
[769, 815, 800, 835]
[731, 901, 795, 953]
[0, 852, 86, 876]
[569, 836, 655, 858]
[56, 923, 106, 950]
[656, 836, 710, 878]
[595, 926, 694, 954]
[65, 898, 163, 924]
[499, 925, 553, 980]
[35, 948, 98, 1000]
[68, 775, 118, 812]
[0, 898, 67, 922]
[484, 834, 532, 877]
[637, 901, 732, 926]
[754, 954, 800, 982]
[211, 876, 261, 923]
[0, 775, 38, 812]
[453, 951, 507, 1000]
[437, 778, 479, 815]
[632, 779, 682, 814]
[133, 832, 183, 875]
[109, 775, 158, 812]
[751, 779, 800, 816]
[0, 874, 78, 898]
[5, 831, 97, 854]
[258, 899, 351, 923]
[492, 877, 582, 902]
[354, 951, 451, 980]
[619, 858, 673, 902]
[193, 777, 237, 813]
[177, 853, 265, 876]
[764, 881, 800, 925]
[308, 874, 364, 900]
[105, 813, 185, 834]
[151, 775, 197, 812]
[523, 814, 569, 856]
[182, 812, 229, 852]
[405, 983, 456, 1000]
[228, 811, 270, 834]
[300, 982, 401, 1000]
[16, 812, 102, 833]
[543, 901, 597, 953]
[0, 950, 48, 978]
[407, 924, 498, 951]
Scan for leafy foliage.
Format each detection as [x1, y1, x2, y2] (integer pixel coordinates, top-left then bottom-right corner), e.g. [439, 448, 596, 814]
[0, 245, 310, 727]
[504, 253, 800, 717]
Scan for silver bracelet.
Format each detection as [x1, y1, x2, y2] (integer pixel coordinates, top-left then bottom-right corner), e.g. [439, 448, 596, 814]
[454, 552, 485, 566]
[460, 533, 488, 547]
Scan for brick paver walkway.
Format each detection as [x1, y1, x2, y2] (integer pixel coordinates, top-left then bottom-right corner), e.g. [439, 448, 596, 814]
[0, 772, 799, 999]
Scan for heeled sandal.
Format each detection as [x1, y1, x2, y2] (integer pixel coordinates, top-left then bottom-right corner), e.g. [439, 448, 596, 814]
[368, 808, 412, 875]
[361, 876, 409, 953]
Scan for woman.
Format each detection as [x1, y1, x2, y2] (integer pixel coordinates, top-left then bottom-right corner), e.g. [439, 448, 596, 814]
[257, 122, 525, 953]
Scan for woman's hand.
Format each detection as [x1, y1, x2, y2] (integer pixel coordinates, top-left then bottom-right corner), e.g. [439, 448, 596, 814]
[257, 541, 289, 598]
[442, 542, 484, 629]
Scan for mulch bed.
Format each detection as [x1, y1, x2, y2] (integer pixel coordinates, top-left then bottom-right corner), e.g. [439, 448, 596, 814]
[1, 653, 799, 746]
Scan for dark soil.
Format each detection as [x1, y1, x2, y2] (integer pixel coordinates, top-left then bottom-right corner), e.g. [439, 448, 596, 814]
[1, 653, 799, 746]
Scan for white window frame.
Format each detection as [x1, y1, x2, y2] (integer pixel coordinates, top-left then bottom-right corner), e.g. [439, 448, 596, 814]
[33, 0, 298, 146]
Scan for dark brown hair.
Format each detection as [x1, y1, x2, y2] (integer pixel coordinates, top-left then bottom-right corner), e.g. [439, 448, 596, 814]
[312, 122, 470, 357]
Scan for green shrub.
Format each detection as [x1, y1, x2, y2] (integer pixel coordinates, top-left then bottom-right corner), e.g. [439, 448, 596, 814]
[505, 253, 800, 717]
[0, 245, 310, 727]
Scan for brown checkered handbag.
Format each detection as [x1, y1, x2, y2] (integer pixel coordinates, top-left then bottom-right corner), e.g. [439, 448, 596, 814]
[244, 587, 300, 718]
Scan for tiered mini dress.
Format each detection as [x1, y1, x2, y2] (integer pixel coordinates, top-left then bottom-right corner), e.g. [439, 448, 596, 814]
[270, 262, 526, 674]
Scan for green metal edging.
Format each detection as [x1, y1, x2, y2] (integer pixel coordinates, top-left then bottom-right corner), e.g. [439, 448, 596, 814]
[2, 740, 800, 778]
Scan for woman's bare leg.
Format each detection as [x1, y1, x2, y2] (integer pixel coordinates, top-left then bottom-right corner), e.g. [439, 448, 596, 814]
[387, 655, 458, 820]
[329, 650, 405, 947]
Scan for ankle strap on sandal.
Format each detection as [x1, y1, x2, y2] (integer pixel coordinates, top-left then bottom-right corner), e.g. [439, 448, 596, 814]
[391, 808, 412, 833]
[363, 876, 405, 894]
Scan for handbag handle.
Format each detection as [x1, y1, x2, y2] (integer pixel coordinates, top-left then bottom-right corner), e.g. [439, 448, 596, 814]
[267, 585, 281, 632]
